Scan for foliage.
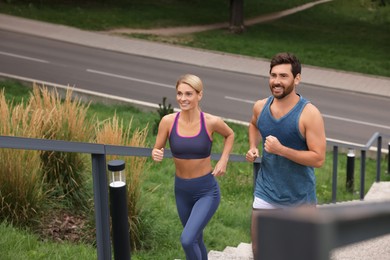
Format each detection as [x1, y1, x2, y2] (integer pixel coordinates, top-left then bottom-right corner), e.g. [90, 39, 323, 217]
[0, 82, 151, 250]
[28, 85, 94, 208]
[0, 89, 46, 225]
[96, 114, 149, 250]
[0, 0, 314, 30]
[153, 96, 174, 134]
[0, 221, 97, 260]
[138, 0, 390, 77]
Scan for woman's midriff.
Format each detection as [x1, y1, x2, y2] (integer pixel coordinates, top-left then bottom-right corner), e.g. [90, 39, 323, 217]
[174, 157, 213, 179]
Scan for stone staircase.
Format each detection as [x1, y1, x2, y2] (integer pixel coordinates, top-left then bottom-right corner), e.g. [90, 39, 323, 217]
[208, 242, 253, 260]
[207, 182, 390, 260]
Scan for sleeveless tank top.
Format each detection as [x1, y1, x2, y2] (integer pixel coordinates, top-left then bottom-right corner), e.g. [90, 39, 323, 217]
[169, 112, 212, 159]
[254, 95, 317, 206]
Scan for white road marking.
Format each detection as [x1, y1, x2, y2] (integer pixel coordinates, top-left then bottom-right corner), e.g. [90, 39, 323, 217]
[0, 51, 49, 63]
[87, 69, 174, 89]
[225, 96, 390, 130]
[322, 114, 390, 130]
[225, 96, 255, 104]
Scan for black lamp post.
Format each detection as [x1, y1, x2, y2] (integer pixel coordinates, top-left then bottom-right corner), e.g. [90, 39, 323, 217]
[107, 160, 131, 260]
[346, 149, 355, 193]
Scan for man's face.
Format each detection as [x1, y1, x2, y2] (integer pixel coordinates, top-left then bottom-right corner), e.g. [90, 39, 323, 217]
[269, 64, 300, 99]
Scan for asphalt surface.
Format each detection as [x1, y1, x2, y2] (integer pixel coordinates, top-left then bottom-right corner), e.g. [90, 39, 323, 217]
[0, 13, 390, 100]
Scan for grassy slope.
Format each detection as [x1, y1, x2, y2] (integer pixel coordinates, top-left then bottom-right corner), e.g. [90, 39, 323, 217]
[1, 80, 390, 259]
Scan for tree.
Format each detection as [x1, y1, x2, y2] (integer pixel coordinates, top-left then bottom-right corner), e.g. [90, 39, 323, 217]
[229, 0, 245, 33]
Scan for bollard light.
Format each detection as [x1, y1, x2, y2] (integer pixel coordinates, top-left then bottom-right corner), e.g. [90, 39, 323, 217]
[346, 148, 355, 193]
[108, 159, 126, 186]
[107, 160, 131, 260]
[388, 142, 390, 174]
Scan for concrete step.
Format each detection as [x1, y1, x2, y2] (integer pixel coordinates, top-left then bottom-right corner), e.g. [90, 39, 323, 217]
[208, 182, 390, 260]
[208, 242, 253, 260]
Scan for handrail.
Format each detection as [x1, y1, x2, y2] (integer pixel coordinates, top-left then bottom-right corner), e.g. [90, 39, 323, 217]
[0, 135, 257, 260]
[255, 201, 390, 260]
[0, 136, 111, 259]
[327, 132, 390, 202]
[0, 131, 388, 259]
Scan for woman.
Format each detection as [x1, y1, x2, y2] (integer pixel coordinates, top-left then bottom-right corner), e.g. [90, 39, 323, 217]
[152, 74, 234, 260]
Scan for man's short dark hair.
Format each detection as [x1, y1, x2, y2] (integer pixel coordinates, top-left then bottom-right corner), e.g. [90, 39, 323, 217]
[270, 52, 301, 78]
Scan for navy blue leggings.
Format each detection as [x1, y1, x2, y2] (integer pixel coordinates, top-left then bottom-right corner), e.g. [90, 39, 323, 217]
[175, 173, 221, 260]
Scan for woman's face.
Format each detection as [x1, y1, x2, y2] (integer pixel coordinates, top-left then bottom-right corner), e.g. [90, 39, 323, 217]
[176, 83, 202, 111]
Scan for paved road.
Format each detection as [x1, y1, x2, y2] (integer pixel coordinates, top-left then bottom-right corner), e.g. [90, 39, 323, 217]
[0, 14, 389, 147]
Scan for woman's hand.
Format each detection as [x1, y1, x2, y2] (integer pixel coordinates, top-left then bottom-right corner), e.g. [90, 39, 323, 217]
[212, 160, 227, 177]
[152, 148, 164, 162]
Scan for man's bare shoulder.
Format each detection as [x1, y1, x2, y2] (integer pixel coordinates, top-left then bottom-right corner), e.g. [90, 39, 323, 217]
[303, 103, 322, 117]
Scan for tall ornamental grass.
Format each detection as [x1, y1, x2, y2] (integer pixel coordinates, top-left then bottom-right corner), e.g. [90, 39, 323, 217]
[0, 84, 95, 225]
[1, 83, 151, 248]
[96, 114, 149, 250]
[0, 89, 46, 225]
[28, 85, 94, 208]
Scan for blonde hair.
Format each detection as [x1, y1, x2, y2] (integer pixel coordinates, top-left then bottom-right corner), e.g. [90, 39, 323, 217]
[176, 74, 203, 93]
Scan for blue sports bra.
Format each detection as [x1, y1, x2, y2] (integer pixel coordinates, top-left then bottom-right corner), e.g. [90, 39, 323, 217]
[169, 112, 212, 159]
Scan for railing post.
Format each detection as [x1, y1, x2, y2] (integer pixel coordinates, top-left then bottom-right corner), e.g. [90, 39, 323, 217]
[388, 142, 390, 174]
[332, 146, 338, 203]
[253, 162, 261, 193]
[360, 150, 366, 200]
[376, 136, 382, 182]
[92, 153, 112, 260]
[346, 149, 355, 193]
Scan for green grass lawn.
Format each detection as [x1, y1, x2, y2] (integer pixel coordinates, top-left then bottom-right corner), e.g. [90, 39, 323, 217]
[1, 80, 389, 259]
[0, 222, 97, 260]
[0, 0, 315, 30]
[129, 0, 390, 77]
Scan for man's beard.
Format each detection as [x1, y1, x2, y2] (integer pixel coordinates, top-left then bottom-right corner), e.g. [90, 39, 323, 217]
[271, 84, 294, 99]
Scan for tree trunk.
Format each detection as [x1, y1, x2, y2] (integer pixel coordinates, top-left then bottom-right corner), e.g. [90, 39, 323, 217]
[229, 0, 245, 33]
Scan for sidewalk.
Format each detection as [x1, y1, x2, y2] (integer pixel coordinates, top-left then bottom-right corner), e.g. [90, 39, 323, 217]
[0, 13, 389, 98]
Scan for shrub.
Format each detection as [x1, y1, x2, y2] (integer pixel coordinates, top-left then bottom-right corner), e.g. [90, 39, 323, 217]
[96, 114, 149, 250]
[153, 97, 174, 134]
[28, 85, 94, 208]
[0, 89, 46, 225]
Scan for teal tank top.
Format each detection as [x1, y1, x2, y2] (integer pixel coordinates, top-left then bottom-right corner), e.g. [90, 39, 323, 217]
[254, 95, 317, 206]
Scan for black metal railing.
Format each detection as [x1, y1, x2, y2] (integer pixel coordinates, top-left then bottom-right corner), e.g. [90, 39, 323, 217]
[327, 132, 390, 203]
[0, 131, 389, 259]
[0, 135, 251, 260]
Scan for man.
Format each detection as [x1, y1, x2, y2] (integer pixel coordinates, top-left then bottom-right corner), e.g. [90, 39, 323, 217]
[245, 52, 326, 258]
